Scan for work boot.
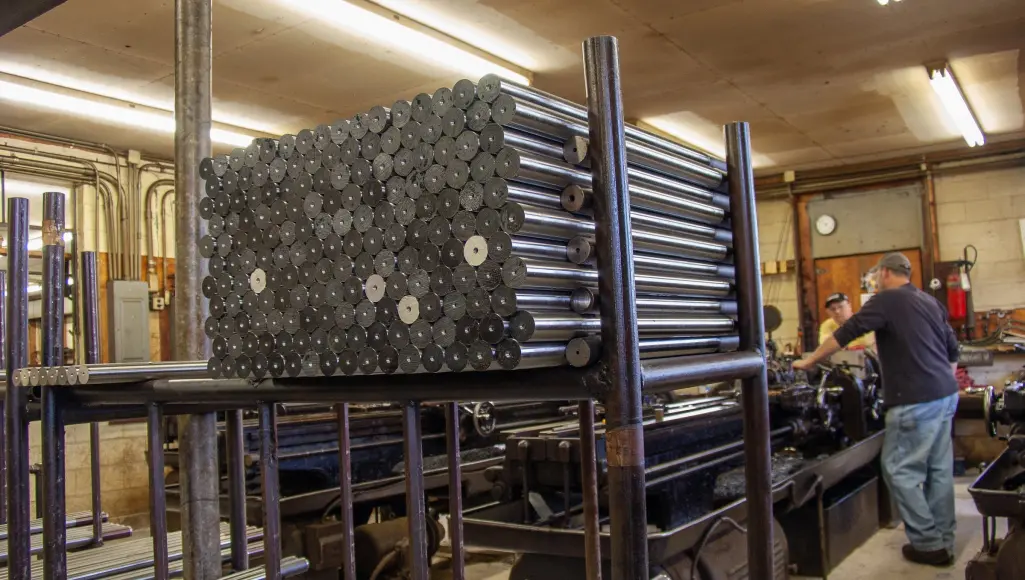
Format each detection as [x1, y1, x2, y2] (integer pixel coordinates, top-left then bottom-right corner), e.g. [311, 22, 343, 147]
[902, 544, 953, 567]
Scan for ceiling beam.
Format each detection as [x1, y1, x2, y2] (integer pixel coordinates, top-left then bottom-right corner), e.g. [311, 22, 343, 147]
[0, 0, 68, 37]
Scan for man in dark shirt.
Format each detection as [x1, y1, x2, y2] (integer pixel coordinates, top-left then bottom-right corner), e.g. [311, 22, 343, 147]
[794, 252, 959, 567]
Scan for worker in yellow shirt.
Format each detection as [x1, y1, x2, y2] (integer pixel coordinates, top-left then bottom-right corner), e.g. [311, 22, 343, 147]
[819, 292, 875, 350]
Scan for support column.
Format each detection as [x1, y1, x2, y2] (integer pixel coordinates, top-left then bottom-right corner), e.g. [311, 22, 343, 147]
[582, 36, 648, 580]
[5, 198, 31, 577]
[726, 122, 775, 579]
[41, 191, 68, 579]
[174, 0, 220, 578]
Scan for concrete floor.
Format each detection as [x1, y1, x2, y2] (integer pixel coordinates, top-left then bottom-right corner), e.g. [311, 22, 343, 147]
[437, 477, 987, 580]
[811, 477, 985, 580]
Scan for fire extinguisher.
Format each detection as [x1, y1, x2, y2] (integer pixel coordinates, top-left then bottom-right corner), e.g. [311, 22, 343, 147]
[947, 271, 967, 319]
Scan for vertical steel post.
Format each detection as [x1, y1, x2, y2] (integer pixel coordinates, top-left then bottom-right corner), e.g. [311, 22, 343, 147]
[582, 36, 648, 580]
[175, 0, 220, 576]
[226, 410, 250, 571]
[0, 269, 7, 526]
[6, 197, 31, 577]
[259, 403, 282, 580]
[82, 252, 104, 546]
[335, 404, 356, 580]
[41, 190, 68, 579]
[149, 403, 170, 580]
[445, 402, 465, 580]
[725, 122, 774, 579]
[403, 401, 428, 580]
[579, 399, 602, 580]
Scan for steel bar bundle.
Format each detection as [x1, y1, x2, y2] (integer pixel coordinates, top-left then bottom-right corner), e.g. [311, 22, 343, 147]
[196, 73, 737, 378]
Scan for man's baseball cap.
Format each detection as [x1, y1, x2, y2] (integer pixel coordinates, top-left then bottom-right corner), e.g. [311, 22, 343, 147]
[873, 252, 912, 277]
[824, 292, 848, 308]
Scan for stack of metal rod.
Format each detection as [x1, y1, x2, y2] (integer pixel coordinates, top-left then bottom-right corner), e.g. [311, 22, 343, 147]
[197, 74, 738, 378]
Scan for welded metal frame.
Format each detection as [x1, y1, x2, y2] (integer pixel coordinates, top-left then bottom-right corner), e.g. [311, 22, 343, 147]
[0, 32, 771, 580]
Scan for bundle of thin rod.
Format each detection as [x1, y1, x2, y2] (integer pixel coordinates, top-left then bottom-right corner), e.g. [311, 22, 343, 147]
[197, 74, 738, 378]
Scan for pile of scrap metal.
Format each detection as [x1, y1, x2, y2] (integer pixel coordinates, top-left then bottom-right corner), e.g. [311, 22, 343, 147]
[161, 400, 571, 577]
[465, 345, 886, 579]
[964, 363, 1025, 580]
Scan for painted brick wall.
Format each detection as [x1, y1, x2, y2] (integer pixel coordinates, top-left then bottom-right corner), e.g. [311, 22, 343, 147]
[28, 418, 152, 523]
[757, 199, 801, 351]
[934, 167, 1025, 310]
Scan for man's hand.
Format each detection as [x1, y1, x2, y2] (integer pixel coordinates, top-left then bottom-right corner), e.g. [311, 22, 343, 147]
[792, 358, 816, 372]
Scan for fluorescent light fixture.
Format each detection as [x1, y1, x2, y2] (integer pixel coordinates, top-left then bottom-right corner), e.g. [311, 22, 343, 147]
[640, 113, 775, 168]
[27, 283, 41, 294]
[277, 0, 530, 85]
[0, 78, 255, 147]
[927, 64, 985, 147]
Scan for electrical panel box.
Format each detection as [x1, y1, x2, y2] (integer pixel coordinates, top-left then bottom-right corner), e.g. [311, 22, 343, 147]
[107, 280, 151, 363]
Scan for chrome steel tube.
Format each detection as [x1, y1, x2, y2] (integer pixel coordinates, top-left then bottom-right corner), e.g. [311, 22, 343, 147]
[481, 125, 568, 161]
[488, 287, 574, 317]
[513, 203, 730, 261]
[508, 311, 735, 342]
[509, 149, 719, 206]
[485, 89, 722, 188]
[493, 341, 567, 370]
[78, 361, 209, 385]
[566, 335, 741, 367]
[568, 288, 737, 316]
[502, 257, 732, 297]
[476, 74, 719, 169]
[566, 237, 735, 279]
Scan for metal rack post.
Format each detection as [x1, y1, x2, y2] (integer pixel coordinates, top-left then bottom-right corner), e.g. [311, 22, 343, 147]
[6, 197, 31, 577]
[82, 251, 104, 547]
[583, 35, 649, 579]
[41, 190, 68, 579]
[726, 121, 775, 577]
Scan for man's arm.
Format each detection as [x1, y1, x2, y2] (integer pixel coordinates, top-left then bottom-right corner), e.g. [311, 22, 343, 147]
[793, 336, 842, 371]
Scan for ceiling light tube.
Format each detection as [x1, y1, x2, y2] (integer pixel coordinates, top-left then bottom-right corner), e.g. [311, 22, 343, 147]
[927, 64, 984, 147]
[279, 0, 531, 85]
[0, 74, 256, 147]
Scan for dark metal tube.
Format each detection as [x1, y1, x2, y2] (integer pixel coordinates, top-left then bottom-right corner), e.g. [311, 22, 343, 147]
[82, 252, 103, 545]
[335, 404, 356, 580]
[259, 402, 282, 580]
[175, 0, 219, 575]
[726, 121, 774, 579]
[640, 350, 764, 393]
[445, 402, 465, 580]
[41, 190, 68, 579]
[225, 410, 249, 571]
[578, 399, 602, 580]
[403, 401, 429, 580]
[148, 403, 170, 580]
[0, 269, 6, 525]
[583, 35, 648, 580]
[477, 73, 719, 169]
[6, 197, 31, 577]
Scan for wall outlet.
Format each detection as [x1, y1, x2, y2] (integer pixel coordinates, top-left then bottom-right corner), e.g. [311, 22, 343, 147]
[150, 295, 165, 311]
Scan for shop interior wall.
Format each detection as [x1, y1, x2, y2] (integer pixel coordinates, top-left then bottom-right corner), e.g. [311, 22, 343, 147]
[2, 133, 175, 524]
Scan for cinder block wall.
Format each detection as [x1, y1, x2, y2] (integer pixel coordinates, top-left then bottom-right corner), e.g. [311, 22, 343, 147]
[934, 166, 1025, 310]
[27, 402, 152, 525]
[756, 199, 800, 350]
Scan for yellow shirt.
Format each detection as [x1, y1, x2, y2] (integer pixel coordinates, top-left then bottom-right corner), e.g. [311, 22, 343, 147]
[819, 319, 875, 350]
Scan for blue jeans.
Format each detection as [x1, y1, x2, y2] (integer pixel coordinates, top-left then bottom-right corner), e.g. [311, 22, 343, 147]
[882, 392, 959, 553]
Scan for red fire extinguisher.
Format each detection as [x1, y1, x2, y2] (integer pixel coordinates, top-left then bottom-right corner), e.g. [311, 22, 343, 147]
[947, 271, 966, 319]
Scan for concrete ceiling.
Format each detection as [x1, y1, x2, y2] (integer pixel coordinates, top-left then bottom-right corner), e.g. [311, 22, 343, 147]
[0, 0, 1022, 171]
